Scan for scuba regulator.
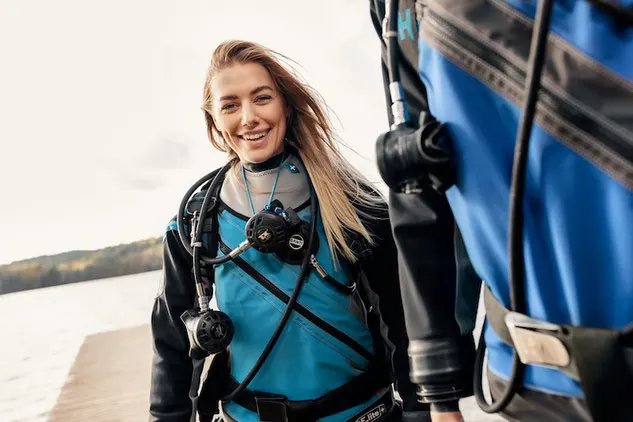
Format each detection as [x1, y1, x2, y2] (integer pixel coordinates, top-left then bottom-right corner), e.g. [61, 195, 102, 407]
[176, 158, 319, 400]
[374, 0, 455, 195]
[243, 198, 319, 266]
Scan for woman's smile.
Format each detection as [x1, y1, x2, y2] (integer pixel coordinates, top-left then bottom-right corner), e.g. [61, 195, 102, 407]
[238, 128, 272, 149]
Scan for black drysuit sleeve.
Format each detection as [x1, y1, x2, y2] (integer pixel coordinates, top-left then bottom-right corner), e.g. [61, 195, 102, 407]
[369, 0, 479, 407]
[149, 223, 197, 422]
[360, 206, 430, 417]
[388, 190, 477, 401]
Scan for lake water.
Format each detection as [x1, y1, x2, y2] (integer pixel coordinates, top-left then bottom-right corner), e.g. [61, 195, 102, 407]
[0, 271, 162, 422]
[0, 271, 499, 422]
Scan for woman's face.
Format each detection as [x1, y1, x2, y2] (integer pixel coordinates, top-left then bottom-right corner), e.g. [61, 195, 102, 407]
[211, 62, 287, 164]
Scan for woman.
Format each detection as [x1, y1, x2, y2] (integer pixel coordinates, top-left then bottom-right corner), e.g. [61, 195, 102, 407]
[149, 40, 430, 422]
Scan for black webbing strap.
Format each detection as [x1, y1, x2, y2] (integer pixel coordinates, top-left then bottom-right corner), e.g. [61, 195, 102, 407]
[482, 285, 516, 348]
[223, 362, 392, 422]
[483, 285, 633, 421]
[189, 357, 207, 422]
[221, 389, 396, 422]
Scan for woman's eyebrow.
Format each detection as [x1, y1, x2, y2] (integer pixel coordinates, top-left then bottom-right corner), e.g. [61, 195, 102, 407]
[218, 85, 273, 102]
[250, 85, 274, 95]
[219, 94, 238, 101]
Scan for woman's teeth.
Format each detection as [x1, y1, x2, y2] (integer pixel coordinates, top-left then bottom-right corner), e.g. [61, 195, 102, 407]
[242, 131, 269, 141]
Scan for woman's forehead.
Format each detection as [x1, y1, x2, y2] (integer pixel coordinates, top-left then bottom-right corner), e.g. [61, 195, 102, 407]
[212, 62, 275, 98]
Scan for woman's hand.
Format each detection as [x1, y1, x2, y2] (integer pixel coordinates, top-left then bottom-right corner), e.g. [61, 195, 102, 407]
[431, 410, 465, 422]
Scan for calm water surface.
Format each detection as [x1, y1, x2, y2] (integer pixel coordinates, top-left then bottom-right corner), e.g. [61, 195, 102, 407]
[0, 271, 162, 422]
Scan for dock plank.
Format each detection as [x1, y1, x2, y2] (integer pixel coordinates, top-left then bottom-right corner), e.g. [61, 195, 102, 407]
[49, 325, 153, 422]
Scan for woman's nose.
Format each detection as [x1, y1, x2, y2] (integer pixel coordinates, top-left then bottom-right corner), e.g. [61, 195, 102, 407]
[241, 104, 259, 127]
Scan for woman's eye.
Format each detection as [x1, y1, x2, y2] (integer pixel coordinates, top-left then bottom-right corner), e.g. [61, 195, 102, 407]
[255, 95, 272, 103]
[221, 103, 237, 111]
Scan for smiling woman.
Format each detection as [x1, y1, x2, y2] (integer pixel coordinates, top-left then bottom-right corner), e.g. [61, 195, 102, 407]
[148, 40, 431, 422]
[201, 40, 381, 263]
[210, 63, 286, 164]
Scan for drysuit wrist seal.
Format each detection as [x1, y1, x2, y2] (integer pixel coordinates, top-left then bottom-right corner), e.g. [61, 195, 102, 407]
[409, 335, 476, 403]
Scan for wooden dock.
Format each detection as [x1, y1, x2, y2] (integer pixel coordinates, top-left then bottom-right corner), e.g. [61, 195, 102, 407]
[49, 324, 153, 422]
[49, 324, 502, 421]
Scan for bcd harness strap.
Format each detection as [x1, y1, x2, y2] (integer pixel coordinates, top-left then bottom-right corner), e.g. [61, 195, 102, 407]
[223, 360, 393, 422]
[483, 284, 633, 420]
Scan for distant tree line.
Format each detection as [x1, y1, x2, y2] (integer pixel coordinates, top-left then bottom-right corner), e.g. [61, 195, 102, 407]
[0, 237, 163, 295]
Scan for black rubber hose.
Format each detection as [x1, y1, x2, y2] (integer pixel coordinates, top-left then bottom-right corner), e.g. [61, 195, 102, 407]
[474, 0, 554, 413]
[177, 171, 215, 253]
[177, 160, 236, 265]
[387, 0, 400, 86]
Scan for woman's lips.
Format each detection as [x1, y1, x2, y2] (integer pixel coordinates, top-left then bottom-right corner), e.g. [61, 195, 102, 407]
[239, 128, 271, 141]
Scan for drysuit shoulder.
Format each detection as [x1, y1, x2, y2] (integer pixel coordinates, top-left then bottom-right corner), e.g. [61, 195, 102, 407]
[165, 217, 178, 234]
[163, 166, 225, 238]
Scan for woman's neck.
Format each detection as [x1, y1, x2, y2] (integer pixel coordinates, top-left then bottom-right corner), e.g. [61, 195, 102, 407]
[219, 152, 309, 216]
[242, 151, 285, 173]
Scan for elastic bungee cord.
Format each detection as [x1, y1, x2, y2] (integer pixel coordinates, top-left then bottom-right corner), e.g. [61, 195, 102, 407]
[177, 158, 319, 401]
[474, 0, 554, 413]
[241, 154, 285, 216]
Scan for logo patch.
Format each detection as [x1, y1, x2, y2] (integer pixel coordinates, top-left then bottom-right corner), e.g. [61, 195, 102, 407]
[257, 229, 272, 243]
[285, 162, 300, 174]
[211, 323, 226, 339]
[354, 404, 387, 422]
[288, 234, 305, 250]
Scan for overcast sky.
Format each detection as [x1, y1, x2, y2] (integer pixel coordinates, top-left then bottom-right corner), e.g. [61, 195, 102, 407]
[0, 0, 390, 265]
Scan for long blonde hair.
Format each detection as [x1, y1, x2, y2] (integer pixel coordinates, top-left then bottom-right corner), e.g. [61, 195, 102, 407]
[202, 40, 385, 263]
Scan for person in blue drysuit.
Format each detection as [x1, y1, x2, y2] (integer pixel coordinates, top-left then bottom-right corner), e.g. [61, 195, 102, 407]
[148, 40, 433, 422]
[370, 1, 633, 421]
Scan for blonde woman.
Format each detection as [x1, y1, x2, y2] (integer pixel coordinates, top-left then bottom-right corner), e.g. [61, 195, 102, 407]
[149, 40, 430, 422]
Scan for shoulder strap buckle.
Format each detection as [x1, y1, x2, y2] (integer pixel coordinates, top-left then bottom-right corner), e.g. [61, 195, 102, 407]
[504, 311, 572, 371]
[254, 392, 289, 422]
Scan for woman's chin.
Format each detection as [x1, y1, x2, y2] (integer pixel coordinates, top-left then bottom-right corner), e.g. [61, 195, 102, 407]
[241, 145, 283, 164]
